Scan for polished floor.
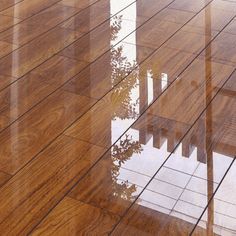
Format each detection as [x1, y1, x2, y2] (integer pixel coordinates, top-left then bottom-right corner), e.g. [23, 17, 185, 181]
[0, 0, 235, 235]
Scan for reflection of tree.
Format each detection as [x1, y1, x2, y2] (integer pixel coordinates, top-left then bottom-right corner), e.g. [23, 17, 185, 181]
[110, 16, 139, 120]
[111, 134, 143, 200]
[107, 16, 143, 201]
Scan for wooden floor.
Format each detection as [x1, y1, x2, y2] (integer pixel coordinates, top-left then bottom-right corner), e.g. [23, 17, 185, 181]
[0, 0, 235, 235]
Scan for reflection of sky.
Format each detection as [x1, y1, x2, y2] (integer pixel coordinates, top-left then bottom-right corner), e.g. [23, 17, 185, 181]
[114, 128, 236, 233]
[110, 0, 136, 20]
[110, 0, 236, 234]
[110, 0, 137, 143]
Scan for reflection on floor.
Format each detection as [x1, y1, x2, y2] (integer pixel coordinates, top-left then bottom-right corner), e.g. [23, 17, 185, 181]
[0, 0, 235, 235]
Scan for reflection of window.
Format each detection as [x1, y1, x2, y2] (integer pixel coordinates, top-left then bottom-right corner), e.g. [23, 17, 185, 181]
[161, 73, 168, 91]
[110, 0, 137, 143]
[147, 71, 153, 105]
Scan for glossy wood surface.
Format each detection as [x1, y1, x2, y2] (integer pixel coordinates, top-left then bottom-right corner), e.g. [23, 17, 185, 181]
[0, 0, 235, 235]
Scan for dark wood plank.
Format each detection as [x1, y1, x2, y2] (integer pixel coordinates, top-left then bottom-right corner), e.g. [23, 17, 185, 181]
[0, 40, 17, 58]
[0, 171, 11, 187]
[0, 90, 96, 174]
[2, 0, 61, 19]
[0, 14, 20, 33]
[0, 135, 106, 235]
[111, 71, 236, 235]
[0, 27, 82, 78]
[148, 59, 234, 125]
[32, 197, 119, 236]
[0, 4, 80, 46]
[0, 0, 22, 12]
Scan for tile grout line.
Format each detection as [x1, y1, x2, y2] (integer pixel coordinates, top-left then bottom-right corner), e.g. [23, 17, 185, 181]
[1, 0, 214, 178]
[0, 0, 229, 231]
[0, 0, 180, 228]
[25, 2, 236, 234]
[108, 65, 236, 234]
[190, 157, 236, 235]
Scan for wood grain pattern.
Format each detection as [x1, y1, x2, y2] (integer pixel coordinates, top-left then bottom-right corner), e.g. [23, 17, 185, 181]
[0, 14, 20, 33]
[0, 40, 17, 58]
[0, 135, 105, 235]
[0, 0, 235, 235]
[32, 197, 120, 236]
[0, 27, 81, 78]
[169, 0, 212, 13]
[0, 0, 22, 12]
[111, 72, 236, 235]
[61, 0, 128, 33]
[0, 171, 11, 187]
[2, 0, 61, 19]
[0, 75, 57, 130]
[0, 4, 80, 46]
[148, 59, 234, 125]
[0, 90, 96, 174]
[30, 55, 87, 86]
[58, 0, 99, 9]
[62, 43, 154, 99]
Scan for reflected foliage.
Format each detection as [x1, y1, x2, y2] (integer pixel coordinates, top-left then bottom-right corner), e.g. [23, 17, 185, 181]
[110, 16, 139, 120]
[111, 134, 143, 200]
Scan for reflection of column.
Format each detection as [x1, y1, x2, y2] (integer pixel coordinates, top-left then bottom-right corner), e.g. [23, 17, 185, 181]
[204, 4, 214, 235]
[11, 1, 19, 171]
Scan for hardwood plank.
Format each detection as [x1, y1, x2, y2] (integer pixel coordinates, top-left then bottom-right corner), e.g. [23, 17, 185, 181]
[61, 0, 133, 33]
[64, 71, 167, 147]
[58, 0, 99, 9]
[135, 0, 173, 19]
[0, 22, 54, 47]
[0, 27, 82, 78]
[148, 59, 234, 125]
[224, 19, 236, 35]
[0, 0, 22, 12]
[165, 30, 215, 54]
[59, 20, 137, 62]
[25, 3, 80, 27]
[62, 43, 154, 99]
[131, 17, 182, 49]
[0, 171, 11, 187]
[0, 4, 80, 46]
[168, 0, 212, 13]
[0, 57, 86, 131]
[107, 72, 236, 236]
[0, 40, 17, 58]
[31, 197, 119, 236]
[211, 0, 236, 13]
[183, 5, 235, 32]
[110, 203, 207, 235]
[0, 135, 105, 235]
[0, 74, 16, 91]
[0, 75, 57, 130]
[68, 143, 153, 216]
[64, 67, 236, 231]
[2, 0, 61, 19]
[192, 162, 236, 235]
[153, 8, 194, 24]
[201, 32, 236, 66]
[30, 55, 87, 86]
[64, 58, 233, 148]
[0, 14, 20, 33]
[138, 47, 195, 83]
[0, 90, 96, 174]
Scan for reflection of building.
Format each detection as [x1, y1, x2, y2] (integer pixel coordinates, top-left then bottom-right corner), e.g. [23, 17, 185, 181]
[82, 1, 236, 235]
[109, 2, 236, 235]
